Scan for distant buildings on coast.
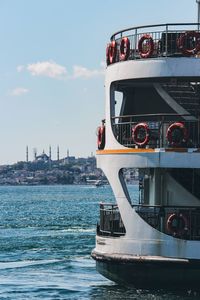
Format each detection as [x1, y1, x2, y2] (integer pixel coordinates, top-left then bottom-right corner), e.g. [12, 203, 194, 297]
[0, 146, 139, 186]
[0, 146, 103, 186]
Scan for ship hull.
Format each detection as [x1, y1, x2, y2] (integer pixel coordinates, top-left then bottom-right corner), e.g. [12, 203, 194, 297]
[92, 251, 200, 288]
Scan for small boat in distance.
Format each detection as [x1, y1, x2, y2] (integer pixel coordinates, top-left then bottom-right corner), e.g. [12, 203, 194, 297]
[86, 178, 108, 187]
[95, 179, 108, 187]
[92, 15, 200, 288]
[95, 180, 103, 187]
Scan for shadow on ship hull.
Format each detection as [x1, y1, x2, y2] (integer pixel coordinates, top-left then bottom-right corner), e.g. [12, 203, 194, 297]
[95, 257, 200, 289]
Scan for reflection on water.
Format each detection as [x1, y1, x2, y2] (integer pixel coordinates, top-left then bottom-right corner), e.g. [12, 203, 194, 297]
[89, 284, 200, 300]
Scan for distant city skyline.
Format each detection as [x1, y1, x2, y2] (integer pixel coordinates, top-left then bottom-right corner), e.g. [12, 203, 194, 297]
[24, 145, 93, 163]
[0, 0, 198, 164]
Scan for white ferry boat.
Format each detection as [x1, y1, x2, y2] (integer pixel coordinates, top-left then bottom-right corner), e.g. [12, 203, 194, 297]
[92, 20, 200, 288]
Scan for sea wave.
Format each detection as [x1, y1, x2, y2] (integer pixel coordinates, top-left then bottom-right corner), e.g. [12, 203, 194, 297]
[0, 259, 61, 270]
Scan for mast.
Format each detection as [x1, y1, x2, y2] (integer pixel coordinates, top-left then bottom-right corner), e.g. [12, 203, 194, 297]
[197, 0, 200, 30]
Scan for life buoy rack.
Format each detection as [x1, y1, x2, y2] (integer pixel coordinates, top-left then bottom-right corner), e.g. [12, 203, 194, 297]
[132, 123, 150, 147]
[97, 125, 105, 150]
[166, 122, 188, 147]
[106, 41, 117, 65]
[138, 34, 154, 58]
[120, 37, 130, 61]
[166, 213, 189, 238]
[177, 31, 200, 56]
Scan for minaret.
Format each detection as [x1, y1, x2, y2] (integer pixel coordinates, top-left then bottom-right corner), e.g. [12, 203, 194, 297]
[49, 145, 52, 169]
[33, 148, 37, 160]
[26, 146, 29, 162]
[57, 145, 60, 161]
[49, 145, 52, 160]
[67, 149, 69, 157]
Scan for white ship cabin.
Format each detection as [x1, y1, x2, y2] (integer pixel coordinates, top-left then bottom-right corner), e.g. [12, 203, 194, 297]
[97, 23, 200, 242]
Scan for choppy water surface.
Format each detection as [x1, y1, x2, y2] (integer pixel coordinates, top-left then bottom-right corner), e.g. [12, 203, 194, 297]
[0, 185, 198, 299]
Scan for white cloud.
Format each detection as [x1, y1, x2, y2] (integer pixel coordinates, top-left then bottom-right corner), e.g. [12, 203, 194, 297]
[27, 61, 67, 79]
[17, 60, 105, 80]
[10, 87, 29, 96]
[72, 65, 105, 79]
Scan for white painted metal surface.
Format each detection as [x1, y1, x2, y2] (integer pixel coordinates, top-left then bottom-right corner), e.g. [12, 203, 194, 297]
[93, 24, 200, 274]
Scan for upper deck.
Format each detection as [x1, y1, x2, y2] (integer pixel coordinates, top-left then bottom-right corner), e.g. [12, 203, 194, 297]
[97, 23, 200, 161]
[106, 23, 200, 65]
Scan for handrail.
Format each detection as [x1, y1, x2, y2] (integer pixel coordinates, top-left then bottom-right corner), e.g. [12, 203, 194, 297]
[100, 202, 200, 210]
[99, 202, 119, 207]
[135, 204, 200, 209]
[107, 23, 200, 64]
[111, 23, 200, 40]
[98, 202, 200, 240]
[111, 114, 200, 149]
[111, 113, 193, 120]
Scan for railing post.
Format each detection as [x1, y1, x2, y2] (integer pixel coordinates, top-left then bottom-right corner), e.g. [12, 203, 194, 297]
[134, 28, 138, 59]
[189, 209, 192, 240]
[198, 115, 200, 146]
[111, 205, 114, 235]
[129, 116, 131, 147]
[165, 25, 168, 57]
[161, 116, 164, 148]
[100, 203, 104, 232]
[197, 1, 200, 31]
[159, 206, 165, 233]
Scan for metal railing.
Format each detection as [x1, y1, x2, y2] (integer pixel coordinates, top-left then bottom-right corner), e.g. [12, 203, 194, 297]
[98, 203, 200, 240]
[112, 113, 200, 148]
[108, 23, 200, 62]
[97, 203, 126, 236]
[136, 204, 200, 240]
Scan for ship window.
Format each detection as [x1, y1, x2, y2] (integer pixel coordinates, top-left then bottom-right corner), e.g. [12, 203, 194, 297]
[119, 168, 140, 205]
[114, 91, 123, 117]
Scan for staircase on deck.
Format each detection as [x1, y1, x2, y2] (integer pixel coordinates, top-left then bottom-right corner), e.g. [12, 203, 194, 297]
[170, 168, 200, 200]
[161, 82, 200, 117]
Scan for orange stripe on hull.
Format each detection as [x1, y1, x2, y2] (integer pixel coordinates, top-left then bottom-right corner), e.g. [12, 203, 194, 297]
[96, 149, 155, 155]
[96, 148, 200, 155]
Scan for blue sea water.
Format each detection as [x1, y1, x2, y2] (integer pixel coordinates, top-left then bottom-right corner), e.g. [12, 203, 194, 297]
[0, 185, 199, 299]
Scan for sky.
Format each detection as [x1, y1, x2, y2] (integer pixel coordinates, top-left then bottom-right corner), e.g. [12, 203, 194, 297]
[0, 0, 198, 164]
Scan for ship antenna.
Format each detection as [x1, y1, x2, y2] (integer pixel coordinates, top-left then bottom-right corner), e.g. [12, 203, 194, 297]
[197, 0, 200, 30]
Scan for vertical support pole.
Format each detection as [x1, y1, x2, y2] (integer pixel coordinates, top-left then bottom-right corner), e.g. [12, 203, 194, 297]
[135, 28, 137, 59]
[165, 24, 168, 56]
[161, 115, 164, 148]
[197, 0, 200, 31]
[198, 115, 200, 147]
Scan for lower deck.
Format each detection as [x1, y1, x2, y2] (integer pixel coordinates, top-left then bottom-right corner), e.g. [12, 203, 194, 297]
[98, 202, 200, 240]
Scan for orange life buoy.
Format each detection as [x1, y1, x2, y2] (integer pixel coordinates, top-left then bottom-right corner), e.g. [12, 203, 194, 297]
[138, 34, 154, 58]
[120, 37, 130, 61]
[107, 41, 117, 65]
[97, 126, 105, 150]
[177, 31, 200, 56]
[106, 44, 110, 65]
[166, 122, 188, 147]
[166, 213, 189, 238]
[132, 123, 150, 147]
